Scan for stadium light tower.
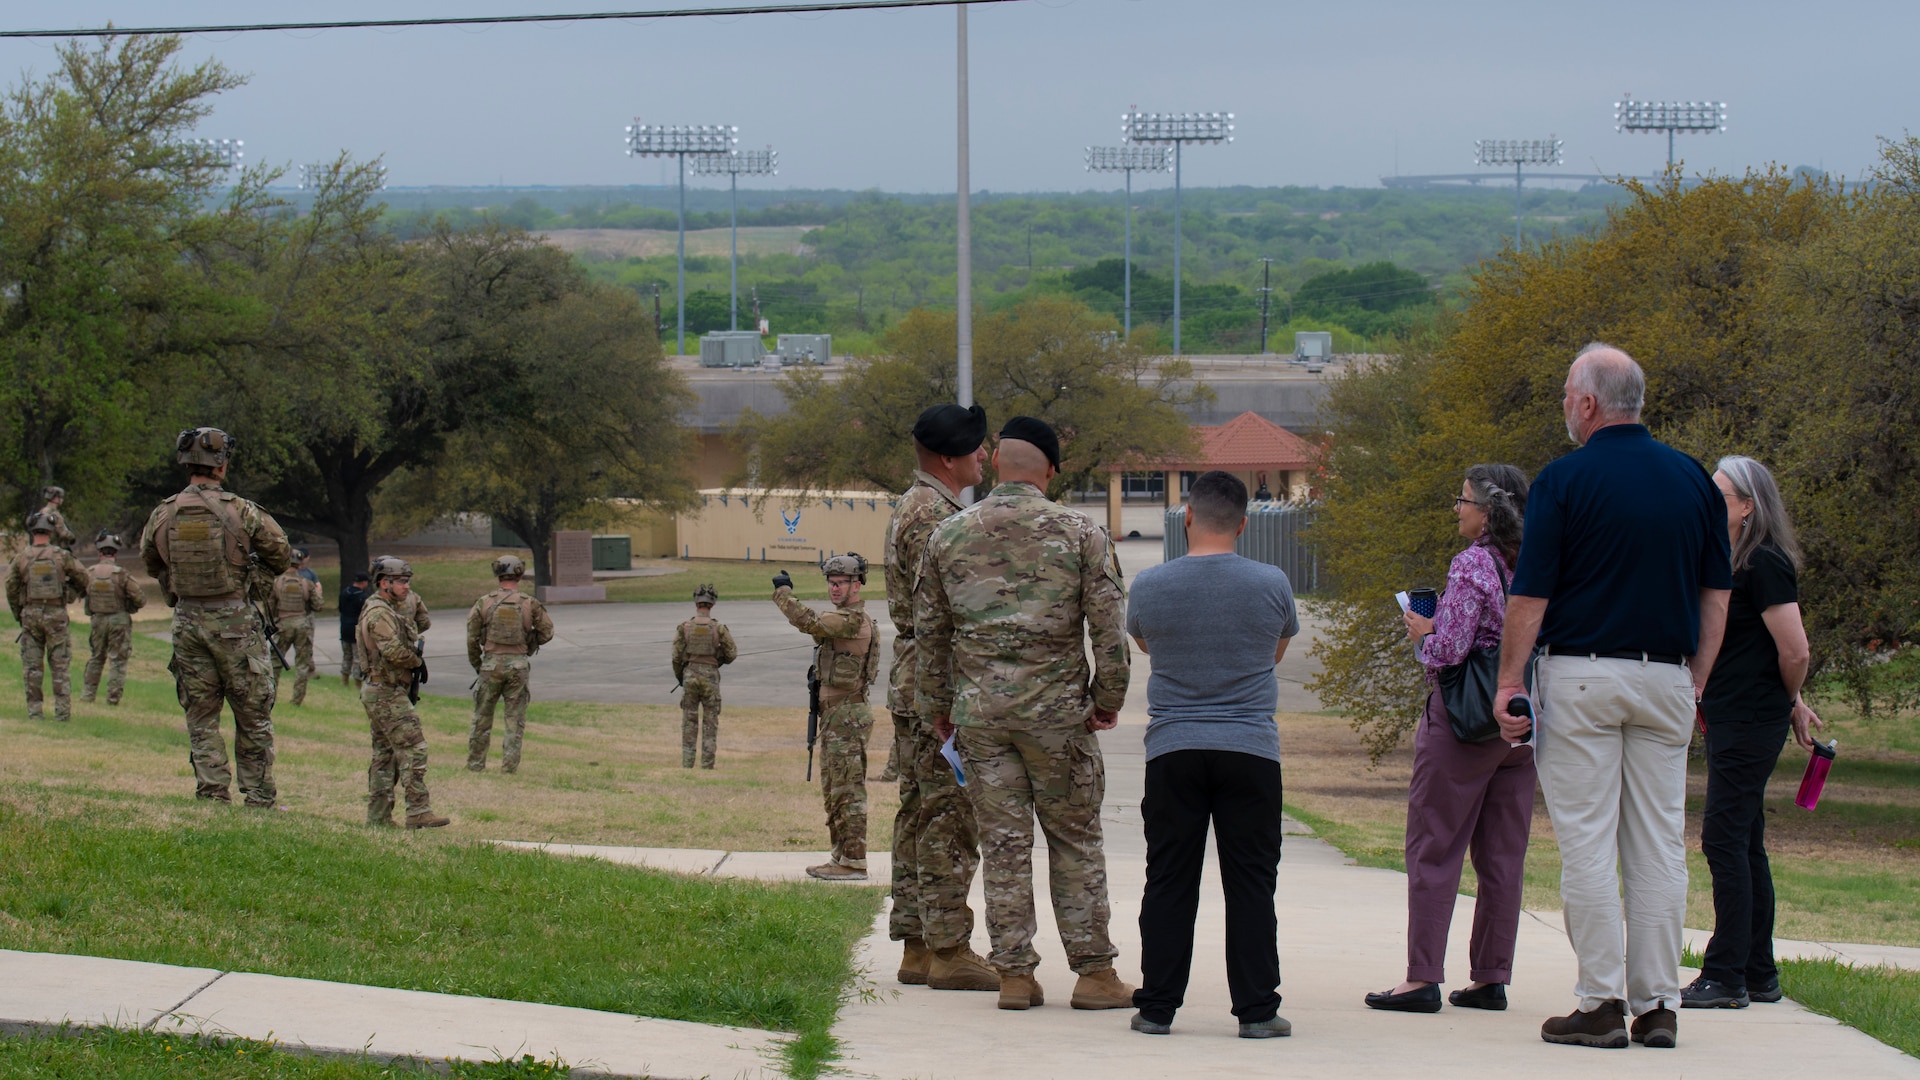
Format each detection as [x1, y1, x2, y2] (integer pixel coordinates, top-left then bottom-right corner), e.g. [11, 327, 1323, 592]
[1475, 138, 1564, 247]
[693, 148, 779, 332]
[626, 121, 738, 355]
[1615, 97, 1727, 169]
[180, 137, 244, 173]
[1121, 110, 1233, 356]
[297, 162, 388, 191]
[1085, 144, 1173, 339]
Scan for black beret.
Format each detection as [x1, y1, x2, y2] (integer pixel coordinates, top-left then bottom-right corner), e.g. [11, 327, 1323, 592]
[997, 415, 1061, 468]
[912, 403, 988, 458]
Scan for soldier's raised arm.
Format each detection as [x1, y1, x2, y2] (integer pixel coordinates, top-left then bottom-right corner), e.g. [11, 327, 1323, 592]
[1081, 526, 1131, 715]
[912, 538, 957, 721]
[774, 583, 867, 640]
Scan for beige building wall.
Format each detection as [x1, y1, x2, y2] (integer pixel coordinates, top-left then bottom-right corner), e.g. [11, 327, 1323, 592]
[677, 489, 894, 564]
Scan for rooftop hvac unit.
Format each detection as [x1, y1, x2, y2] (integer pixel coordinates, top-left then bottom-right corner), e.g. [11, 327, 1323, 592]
[775, 333, 831, 366]
[699, 330, 766, 368]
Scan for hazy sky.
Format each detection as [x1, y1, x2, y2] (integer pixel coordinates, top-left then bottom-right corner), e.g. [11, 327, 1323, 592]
[1, 1, 1912, 194]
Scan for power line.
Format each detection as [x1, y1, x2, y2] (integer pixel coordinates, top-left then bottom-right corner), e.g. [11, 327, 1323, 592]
[0, 0, 1023, 39]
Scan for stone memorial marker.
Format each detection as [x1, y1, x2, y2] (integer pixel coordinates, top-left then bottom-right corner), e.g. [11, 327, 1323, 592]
[537, 529, 607, 603]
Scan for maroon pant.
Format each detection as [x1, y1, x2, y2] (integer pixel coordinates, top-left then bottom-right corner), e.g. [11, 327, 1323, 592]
[1404, 689, 1537, 984]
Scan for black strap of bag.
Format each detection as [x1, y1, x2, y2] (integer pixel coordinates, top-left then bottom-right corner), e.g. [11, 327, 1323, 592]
[1437, 556, 1509, 744]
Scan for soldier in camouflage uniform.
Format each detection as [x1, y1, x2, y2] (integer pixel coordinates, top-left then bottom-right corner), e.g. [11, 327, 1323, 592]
[775, 553, 881, 881]
[38, 486, 77, 550]
[140, 428, 293, 806]
[465, 555, 555, 774]
[916, 416, 1135, 1012]
[358, 556, 449, 829]
[8, 512, 89, 720]
[82, 533, 147, 705]
[271, 550, 324, 705]
[673, 584, 737, 769]
[886, 403, 999, 992]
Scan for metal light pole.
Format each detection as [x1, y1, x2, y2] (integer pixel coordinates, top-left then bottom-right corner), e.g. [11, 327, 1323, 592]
[625, 121, 737, 355]
[1615, 98, 1727, 170]
[1474, 138, 1564, 247]
[956, 7, 973, 418]
[693, 148, 778, 331]
[1085, 144, 1172, 339]
[1121, 111, 1233, 356]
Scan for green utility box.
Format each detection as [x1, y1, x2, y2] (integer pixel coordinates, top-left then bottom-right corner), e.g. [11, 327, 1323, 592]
[591, 534, 632, 571]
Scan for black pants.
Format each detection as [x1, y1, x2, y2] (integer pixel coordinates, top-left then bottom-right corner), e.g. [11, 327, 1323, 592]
[1135, 749, 1284, 1024]
[1700, 712, 1791, 991]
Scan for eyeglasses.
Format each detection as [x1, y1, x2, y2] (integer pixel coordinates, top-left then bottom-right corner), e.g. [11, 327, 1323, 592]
[1452, 497, 1484, 508]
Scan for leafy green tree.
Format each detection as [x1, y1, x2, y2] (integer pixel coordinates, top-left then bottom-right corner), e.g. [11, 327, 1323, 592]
[0, 34, 244, 526]
[734, 295, 1207, 499]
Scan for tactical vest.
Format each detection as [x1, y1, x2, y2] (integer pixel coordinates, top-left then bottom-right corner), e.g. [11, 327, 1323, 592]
[158, 487, 247, 600]
[275, 572, 311, 617]
[817, 612, 876, 699]
[482, 590, 533, 654]
[86, 563, 123, 615]
[684, 616, 719, 665]
[24, 548, 64, 603]
[355, 596, 414, 685]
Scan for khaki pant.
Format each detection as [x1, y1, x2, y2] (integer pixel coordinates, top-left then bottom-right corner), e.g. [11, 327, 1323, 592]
[278, 614, 315, 704]
[18, 603, 72, 720]
[84, 613, 134, 704]
[470, 653, 532, 771]
[1534, 653, 1695, 1015]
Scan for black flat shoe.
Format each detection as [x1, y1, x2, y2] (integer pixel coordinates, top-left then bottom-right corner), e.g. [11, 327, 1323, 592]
[1448, 984, 1508, 1011]
[1364, 984, 1442, 1013]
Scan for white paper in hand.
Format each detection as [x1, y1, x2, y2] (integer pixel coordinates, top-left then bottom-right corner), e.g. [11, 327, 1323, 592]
[940, 734, 966, 787]
[1394, 591, 1411, 613]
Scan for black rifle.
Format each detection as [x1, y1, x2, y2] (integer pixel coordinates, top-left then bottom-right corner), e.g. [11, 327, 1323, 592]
[254, 602, 292, 671]
[805, 664, 822, 782]
[409, 640, 428, 705]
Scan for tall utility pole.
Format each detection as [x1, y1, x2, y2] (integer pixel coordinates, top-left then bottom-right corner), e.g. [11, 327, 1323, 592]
[1084, 143, 1172, 339]
[1615, 97, 1726, 169]
[1474, 138, 1563, 247]
[1258, 257, 1273, 354]
[625, 121, 737, 356]
[956, 6, 972, 421]
[1121, 111, 1233, 356]
[693, 148, 779, 331]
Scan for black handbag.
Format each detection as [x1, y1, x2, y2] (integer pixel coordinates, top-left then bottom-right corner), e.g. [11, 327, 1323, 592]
[1436, 560, 1510, 744]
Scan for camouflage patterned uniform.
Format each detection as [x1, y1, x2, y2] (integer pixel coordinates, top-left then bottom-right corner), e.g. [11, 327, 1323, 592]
[465, 585, 555, 773]
[673, 612, 737, 769]
[141, 480, 292, 806]
[886, 471, 981, 950]
[776, 583, 880, 872]
[271, 567, 323, 705]
[358, 593, 435, 824]
[82, 556, 147, 705]
[7, 542, 88, 720]
[39, 502, 77, 550]
[915, 480, 1131, 977]
[398, 591, 432, 634]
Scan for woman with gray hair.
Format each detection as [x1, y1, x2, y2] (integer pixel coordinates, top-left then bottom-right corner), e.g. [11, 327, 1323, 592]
[1684, 455, 1824, 1010]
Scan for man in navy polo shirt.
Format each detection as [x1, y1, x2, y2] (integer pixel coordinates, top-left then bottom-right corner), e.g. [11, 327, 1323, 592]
[1495, 343, 1731, 1051]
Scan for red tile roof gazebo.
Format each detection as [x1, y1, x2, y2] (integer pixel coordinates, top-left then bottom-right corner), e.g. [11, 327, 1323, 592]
[1105, 411, 1317, 536]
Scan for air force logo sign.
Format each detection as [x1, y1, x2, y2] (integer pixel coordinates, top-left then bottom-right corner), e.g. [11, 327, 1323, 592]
[781, 509, 802, 536]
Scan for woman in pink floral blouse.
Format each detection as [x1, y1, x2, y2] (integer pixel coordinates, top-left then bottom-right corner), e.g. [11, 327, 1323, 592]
[1366, 463, 1537, 1014]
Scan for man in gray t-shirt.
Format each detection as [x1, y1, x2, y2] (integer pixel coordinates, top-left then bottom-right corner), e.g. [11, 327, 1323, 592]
[1123, 470, 1297, 1040]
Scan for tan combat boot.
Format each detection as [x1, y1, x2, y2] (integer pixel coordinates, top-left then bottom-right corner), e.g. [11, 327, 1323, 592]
[1071, 967, 1138, 1010]
[805, 861, 867, 881]
[927, 944, 999, 991]
[997, 972, 1044, 1011]
[406, 812, 451, 829]
[898, 938, 932, 985]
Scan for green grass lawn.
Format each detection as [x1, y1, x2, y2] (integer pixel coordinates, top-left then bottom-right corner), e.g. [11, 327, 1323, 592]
[0, 790, 877, 1077]
[0, 1026, 570, 1079]
[1775, 959, 1920, 1058]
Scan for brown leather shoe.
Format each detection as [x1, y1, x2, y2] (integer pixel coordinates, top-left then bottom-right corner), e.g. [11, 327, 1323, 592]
[928, 944, 999, 991]
[1071, 967, 1138, 1010]
[405, 812, 451, 829]
[997, 972, 1044, 1010]
[1540, 1000, 1629, 1048]
[897, 938, 931, 985]
[1631, 1007, 1678, 1048]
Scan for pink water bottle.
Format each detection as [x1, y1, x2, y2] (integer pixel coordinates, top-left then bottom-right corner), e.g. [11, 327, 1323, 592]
[1795, 740, 1837, 811]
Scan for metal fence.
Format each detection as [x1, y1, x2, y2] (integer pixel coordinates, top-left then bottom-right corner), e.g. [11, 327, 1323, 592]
[1162, 501, 1319, 593]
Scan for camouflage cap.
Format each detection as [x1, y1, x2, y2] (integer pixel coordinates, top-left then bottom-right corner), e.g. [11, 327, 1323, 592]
[24, 511, 56, 535]
[693, 583, 719, 604]
[370, 555, 413, 583]
[821, 552, 868, 583]
[492, 555, 527, 579]
[42, 485, 65, 502]
[175, 427, 237, 469]
[95, 532, 126, 553]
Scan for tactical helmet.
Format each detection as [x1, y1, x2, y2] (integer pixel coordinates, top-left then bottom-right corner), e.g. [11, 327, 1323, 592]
[492, 555, 527, 579]
[370, 555, 413, 583]
[96, 532, 125, 554]
[293, 547, 310, 563]
[24, 511, 56, 536]
[42, 485, 65, 502]
[176, 427, 237, 469]
[693, 583, 719, 605]
[821, 552, 868, 584]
